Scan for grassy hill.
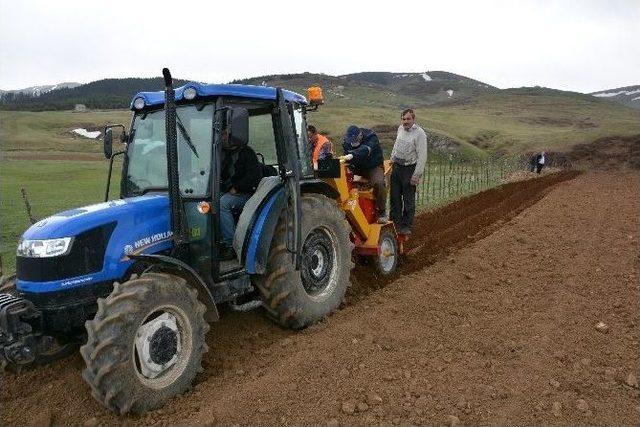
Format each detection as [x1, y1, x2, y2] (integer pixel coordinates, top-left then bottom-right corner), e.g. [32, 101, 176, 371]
[590, 85, 640, 110]
[1, 79, 639, 159]
[0, 78, 191, 111]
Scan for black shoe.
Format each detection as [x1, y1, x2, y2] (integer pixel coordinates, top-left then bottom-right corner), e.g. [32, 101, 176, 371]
[399, 227, 412, 235]
[219, 246, 236, 261]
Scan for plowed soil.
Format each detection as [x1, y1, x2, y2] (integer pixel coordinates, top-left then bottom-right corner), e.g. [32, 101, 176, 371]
[2, 163, 639, 426]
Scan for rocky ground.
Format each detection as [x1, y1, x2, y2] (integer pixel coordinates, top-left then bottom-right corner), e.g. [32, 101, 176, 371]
[1, 138, 639, 426]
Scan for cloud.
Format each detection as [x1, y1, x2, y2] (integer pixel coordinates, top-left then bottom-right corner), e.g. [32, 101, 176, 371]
[1, 0, 638, 92]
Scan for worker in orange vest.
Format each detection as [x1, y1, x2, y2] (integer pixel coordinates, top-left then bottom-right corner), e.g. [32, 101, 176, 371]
[307, 125, 333, 169]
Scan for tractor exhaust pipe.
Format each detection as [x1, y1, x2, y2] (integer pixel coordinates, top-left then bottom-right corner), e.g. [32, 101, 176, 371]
[162, 68, 186, 246]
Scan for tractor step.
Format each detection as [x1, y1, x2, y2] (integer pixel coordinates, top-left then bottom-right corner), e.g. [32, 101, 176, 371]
[229, 299, 263, 312]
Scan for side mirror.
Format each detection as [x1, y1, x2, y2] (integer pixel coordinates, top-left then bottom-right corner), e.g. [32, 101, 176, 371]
[228, 107, 249, 147]
[103, 124, 127, 159]
[104, 128, 113, 159]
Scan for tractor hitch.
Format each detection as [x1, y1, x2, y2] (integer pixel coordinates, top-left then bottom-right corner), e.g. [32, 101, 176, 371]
[0, 293, 75, 370]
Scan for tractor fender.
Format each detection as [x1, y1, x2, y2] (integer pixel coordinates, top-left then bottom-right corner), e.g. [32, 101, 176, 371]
[127, 254, 219, 322]
[300, 180, 339, 199]
[245, 189, 287, 275]
[245, 181, 340, 275]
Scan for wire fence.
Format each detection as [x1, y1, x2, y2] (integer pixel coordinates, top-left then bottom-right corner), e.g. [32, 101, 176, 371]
[415, 155, 526, 210]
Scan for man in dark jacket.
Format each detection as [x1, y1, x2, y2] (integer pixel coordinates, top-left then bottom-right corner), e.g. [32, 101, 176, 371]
[343, 125, 387, 222]
[219, 132, 263, 260]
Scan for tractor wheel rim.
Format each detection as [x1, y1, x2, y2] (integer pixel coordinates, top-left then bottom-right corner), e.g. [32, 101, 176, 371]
[311, 249, 325, 277]
[301, 226, 338, 300]
[379, 236, 396, 273]
[133, 305, 193, 390]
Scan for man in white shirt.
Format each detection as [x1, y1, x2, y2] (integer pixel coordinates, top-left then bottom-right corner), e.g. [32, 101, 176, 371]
[390, 109, 428, 235]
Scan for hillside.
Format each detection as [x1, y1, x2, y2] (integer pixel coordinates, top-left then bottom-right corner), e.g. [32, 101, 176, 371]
[0, 73, 638, 158]
[0, 82, 80, 99]
[1, 89, 638, 161]
[234, 71, 495, 106]
[0, 78, 190, 111]
[0, 71, 492, 111]
[590, 85, 640, 110]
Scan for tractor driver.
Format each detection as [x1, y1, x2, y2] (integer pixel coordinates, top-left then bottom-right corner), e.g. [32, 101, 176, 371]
[342, 125, 388, 223]
[219, 130, 263, 260]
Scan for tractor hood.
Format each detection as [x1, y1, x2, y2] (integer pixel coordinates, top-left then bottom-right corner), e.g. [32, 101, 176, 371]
[17, 194, 173, 293]
[21, 194, 169, 240]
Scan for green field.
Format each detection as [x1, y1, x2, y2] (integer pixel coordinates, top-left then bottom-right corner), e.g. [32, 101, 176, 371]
[0, 110, 131, 154]
[0, 160, 121, 272]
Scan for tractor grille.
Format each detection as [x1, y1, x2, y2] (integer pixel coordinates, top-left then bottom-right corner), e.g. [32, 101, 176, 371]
[16, 222, 116, 282]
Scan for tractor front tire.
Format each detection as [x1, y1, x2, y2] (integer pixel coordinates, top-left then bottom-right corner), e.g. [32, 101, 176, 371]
[256, 194, 354, 329]
[80, 272, 208, 415]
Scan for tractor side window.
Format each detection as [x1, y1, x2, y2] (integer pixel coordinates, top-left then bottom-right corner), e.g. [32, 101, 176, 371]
[127, 111, 168, 194]
[177, 104, 214, 196]
[248, 113, 277, 166]
[293, 108, 313, 178]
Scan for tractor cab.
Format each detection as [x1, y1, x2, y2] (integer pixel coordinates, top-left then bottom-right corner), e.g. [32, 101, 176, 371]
[103, 76, 317, 303]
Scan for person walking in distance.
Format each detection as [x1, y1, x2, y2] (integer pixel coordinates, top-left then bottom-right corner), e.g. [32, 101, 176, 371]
[535, 150, 546, 174]
[390, 109, 427, 235]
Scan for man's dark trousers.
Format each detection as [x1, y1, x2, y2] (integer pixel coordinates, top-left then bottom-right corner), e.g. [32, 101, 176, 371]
[362, 165, 386, 217]
[390, 163, 417, 231]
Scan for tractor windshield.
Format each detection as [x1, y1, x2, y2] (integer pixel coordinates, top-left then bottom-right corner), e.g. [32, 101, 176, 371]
[125, 104, 214, 196]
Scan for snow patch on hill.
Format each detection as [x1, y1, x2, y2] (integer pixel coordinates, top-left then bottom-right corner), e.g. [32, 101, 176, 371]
[421, 73, 432, 82]
[0, 82, 81, 98]
[72, 128, 101, 139]
[593, 88, 640, 97]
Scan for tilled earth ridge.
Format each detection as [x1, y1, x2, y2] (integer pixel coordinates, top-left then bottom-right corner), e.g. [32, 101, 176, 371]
[1, 169, 638, 426]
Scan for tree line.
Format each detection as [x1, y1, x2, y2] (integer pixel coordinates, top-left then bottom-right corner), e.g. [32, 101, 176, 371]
[0, 77, 190, 111]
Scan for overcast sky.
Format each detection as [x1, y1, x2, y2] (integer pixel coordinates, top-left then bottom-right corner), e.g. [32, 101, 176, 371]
[0, 0, 638, 93]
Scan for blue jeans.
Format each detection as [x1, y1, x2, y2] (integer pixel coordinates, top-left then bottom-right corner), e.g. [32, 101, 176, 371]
[220, 192, 251, 246]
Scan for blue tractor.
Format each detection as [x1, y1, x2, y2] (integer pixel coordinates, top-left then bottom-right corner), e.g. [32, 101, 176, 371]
[0, 69, 354, 414]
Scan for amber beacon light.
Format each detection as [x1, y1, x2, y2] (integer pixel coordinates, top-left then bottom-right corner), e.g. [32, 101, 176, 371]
[307, 86, 324, 106]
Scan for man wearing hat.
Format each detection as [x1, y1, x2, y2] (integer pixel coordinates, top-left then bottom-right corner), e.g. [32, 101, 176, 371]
[342, 125, 387, 223]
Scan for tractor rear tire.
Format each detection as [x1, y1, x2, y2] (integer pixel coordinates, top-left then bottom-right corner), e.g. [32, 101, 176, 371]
[80, 272, 208, 415]
[0, 274, 16, 294]
[255, 194, 354, 329]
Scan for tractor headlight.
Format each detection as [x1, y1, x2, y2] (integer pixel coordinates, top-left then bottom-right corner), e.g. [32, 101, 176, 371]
[183, 87, 197, 100]
[133, 97, 145, 110]
[17, 237, 73, 258]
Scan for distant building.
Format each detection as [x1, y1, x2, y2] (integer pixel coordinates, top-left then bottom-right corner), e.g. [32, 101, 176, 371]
[74, 104, 88, 112]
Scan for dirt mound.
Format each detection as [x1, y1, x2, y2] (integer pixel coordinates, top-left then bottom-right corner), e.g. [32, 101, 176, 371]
[3, 170, 638, 427]
[563, 134, 640, 170]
